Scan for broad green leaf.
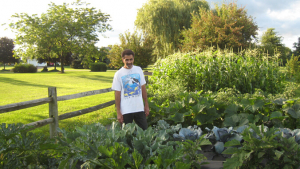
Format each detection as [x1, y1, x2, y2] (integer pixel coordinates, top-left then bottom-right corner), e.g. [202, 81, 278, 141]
[273, 98, 286, 105]
[98, 146, 113, 157]
[274, 150, 284, 160]
[270, 111, 283, 120]
[192, 103, 206, 113]
[223, 115, 239, 127]
[247, 114, 260, 123]
[224, 104, 238, 116]
[170, 112, 184, 123]
[223, 155, 242, 169]
[175, 162, 191, 169]
[284, 108, 300, 119]
[224, 140, 241, 147]
[258, 152, 265, 158]
[198, 137, 212, 146]
[222, 147, 240, 154]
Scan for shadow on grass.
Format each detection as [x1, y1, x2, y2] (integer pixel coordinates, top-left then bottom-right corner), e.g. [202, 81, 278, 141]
[76, 75, 113, 83]
[0, 76, 57, 88]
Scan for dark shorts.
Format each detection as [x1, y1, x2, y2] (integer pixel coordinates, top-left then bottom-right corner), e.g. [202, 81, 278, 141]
[123, 111, 148, 130]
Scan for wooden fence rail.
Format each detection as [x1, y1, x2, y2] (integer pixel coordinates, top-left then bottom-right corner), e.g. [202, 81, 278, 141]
[0, 71, 153, 138]
[0, 87, 114, 138]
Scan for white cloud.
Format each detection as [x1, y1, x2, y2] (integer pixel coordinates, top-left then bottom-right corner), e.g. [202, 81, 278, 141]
[266, 1, 300, 21]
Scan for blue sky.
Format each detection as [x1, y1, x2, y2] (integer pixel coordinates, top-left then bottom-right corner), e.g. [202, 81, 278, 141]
[0, 0, 299, 50]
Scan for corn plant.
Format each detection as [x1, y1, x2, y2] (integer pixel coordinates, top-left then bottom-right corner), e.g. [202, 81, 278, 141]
[148, 48, 285, 103]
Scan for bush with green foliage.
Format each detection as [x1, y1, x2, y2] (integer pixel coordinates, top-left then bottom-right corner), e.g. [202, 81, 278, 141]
[223, 124, 300, 169]
[148, 49, 285, 102]
[0, 122, 212, 168]
[90, 62, 107, 72]
[13, 64, 37, 73]
[70, 60, 84, 69]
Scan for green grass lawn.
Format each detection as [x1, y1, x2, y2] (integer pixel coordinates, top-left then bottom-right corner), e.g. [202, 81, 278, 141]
[0, 67, 118, 135]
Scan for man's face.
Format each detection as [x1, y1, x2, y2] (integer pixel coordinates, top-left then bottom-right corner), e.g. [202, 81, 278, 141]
[122, 54, 134, 69]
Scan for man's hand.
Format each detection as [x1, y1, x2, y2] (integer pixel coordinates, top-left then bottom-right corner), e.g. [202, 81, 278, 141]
[144, 104, 149, 117]
[117, 110, 123, 124]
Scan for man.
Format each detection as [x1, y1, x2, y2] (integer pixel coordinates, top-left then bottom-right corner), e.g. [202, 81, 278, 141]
[111, 49, 149, 130]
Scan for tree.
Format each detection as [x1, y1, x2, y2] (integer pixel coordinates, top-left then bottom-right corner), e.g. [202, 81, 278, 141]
[9, 1, 111, 73]
[107, 31, 154, 69]
[181, 2, 258, 52]
[135, 0, 209, 58]
[293, 37, 300, 56]
[0, 37, 17, 70]
[260, 28, 287, 63]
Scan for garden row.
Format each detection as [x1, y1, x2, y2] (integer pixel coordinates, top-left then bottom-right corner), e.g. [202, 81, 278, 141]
[1, 120, 300, 168]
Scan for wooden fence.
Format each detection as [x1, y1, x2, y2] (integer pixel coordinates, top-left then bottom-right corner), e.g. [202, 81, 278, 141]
[0, 87, 115, 138]
[0, 71, 153, 138]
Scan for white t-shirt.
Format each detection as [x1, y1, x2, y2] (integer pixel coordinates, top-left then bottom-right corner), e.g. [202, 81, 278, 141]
[111, 65, 146, 115]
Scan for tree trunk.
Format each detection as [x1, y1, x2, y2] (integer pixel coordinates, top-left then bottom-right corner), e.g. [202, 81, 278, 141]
[54, 58, 57, 70]
[3, 63, 5, 70]
[60, 57, 64, 73]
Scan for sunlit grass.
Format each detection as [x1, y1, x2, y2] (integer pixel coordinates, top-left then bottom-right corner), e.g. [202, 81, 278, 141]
[0, 68, 118, 135]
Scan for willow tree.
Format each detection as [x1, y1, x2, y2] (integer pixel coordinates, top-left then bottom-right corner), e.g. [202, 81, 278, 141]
[181, 2, 258, 52]
[9, 1, 111, 73]
[135, 0, 209, 58]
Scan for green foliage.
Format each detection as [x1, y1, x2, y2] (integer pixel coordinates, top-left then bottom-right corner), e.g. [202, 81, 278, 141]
[108, 31, 154, 69]
[135, 0, 209, 58]
[90, 62, 107, 72]
[260, 28, 287, 63]
[70, 60, 84, 69]
[0, 37, 17, 70]
[293, 37, 300, 56]
[149, 49, 285, 102]
[0, 123, 59, 168]
[286, 54, 300, 81]
[180, 135, 211, 168]
[223, 124, 300, 169]
[13, 63, 37, 73]
[9, 1, 111, 73]
[148, 87, 300, 129]
[181, 2, 258, 52]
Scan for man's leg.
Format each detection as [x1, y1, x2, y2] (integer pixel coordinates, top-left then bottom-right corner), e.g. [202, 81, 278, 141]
[123, 113, 134, 125]
[133, 111, 148, 130]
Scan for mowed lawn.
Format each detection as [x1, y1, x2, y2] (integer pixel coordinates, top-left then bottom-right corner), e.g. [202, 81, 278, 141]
[0, 67, 117, 135]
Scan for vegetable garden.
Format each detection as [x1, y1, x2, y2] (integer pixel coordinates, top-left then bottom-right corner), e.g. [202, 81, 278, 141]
[1, 49, 300, 168]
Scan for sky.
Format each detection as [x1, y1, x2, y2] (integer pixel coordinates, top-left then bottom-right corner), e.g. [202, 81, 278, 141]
[0, 0, 299, 50]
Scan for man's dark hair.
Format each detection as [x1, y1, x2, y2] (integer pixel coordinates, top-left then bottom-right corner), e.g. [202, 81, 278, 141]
[122, 49, 135, 58]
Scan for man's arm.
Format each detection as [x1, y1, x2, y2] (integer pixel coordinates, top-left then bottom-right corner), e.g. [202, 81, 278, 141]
[115, 91, 123, 124]
[141, 84, 149, 116]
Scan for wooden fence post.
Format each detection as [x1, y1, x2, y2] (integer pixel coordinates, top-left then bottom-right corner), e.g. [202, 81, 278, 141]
[48, 87, 58, 138]
[144, 71, 148, 84]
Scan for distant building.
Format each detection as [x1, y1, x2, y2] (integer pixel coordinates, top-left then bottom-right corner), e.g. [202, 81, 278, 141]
[27, 59, 47, 67]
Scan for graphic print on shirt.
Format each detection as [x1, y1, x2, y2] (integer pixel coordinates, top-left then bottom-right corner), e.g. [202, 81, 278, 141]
[121, 73, 141, 98]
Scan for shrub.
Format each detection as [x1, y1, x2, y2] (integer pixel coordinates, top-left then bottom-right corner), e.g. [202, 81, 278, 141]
[90, 62, 107, 72]
[70, 60, 83, 69]
[223, 124, 300, 168]
[13, 64, 37, 73]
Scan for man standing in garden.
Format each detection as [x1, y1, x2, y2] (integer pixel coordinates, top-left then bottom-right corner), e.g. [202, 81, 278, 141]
[111, 49, 149, 130]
